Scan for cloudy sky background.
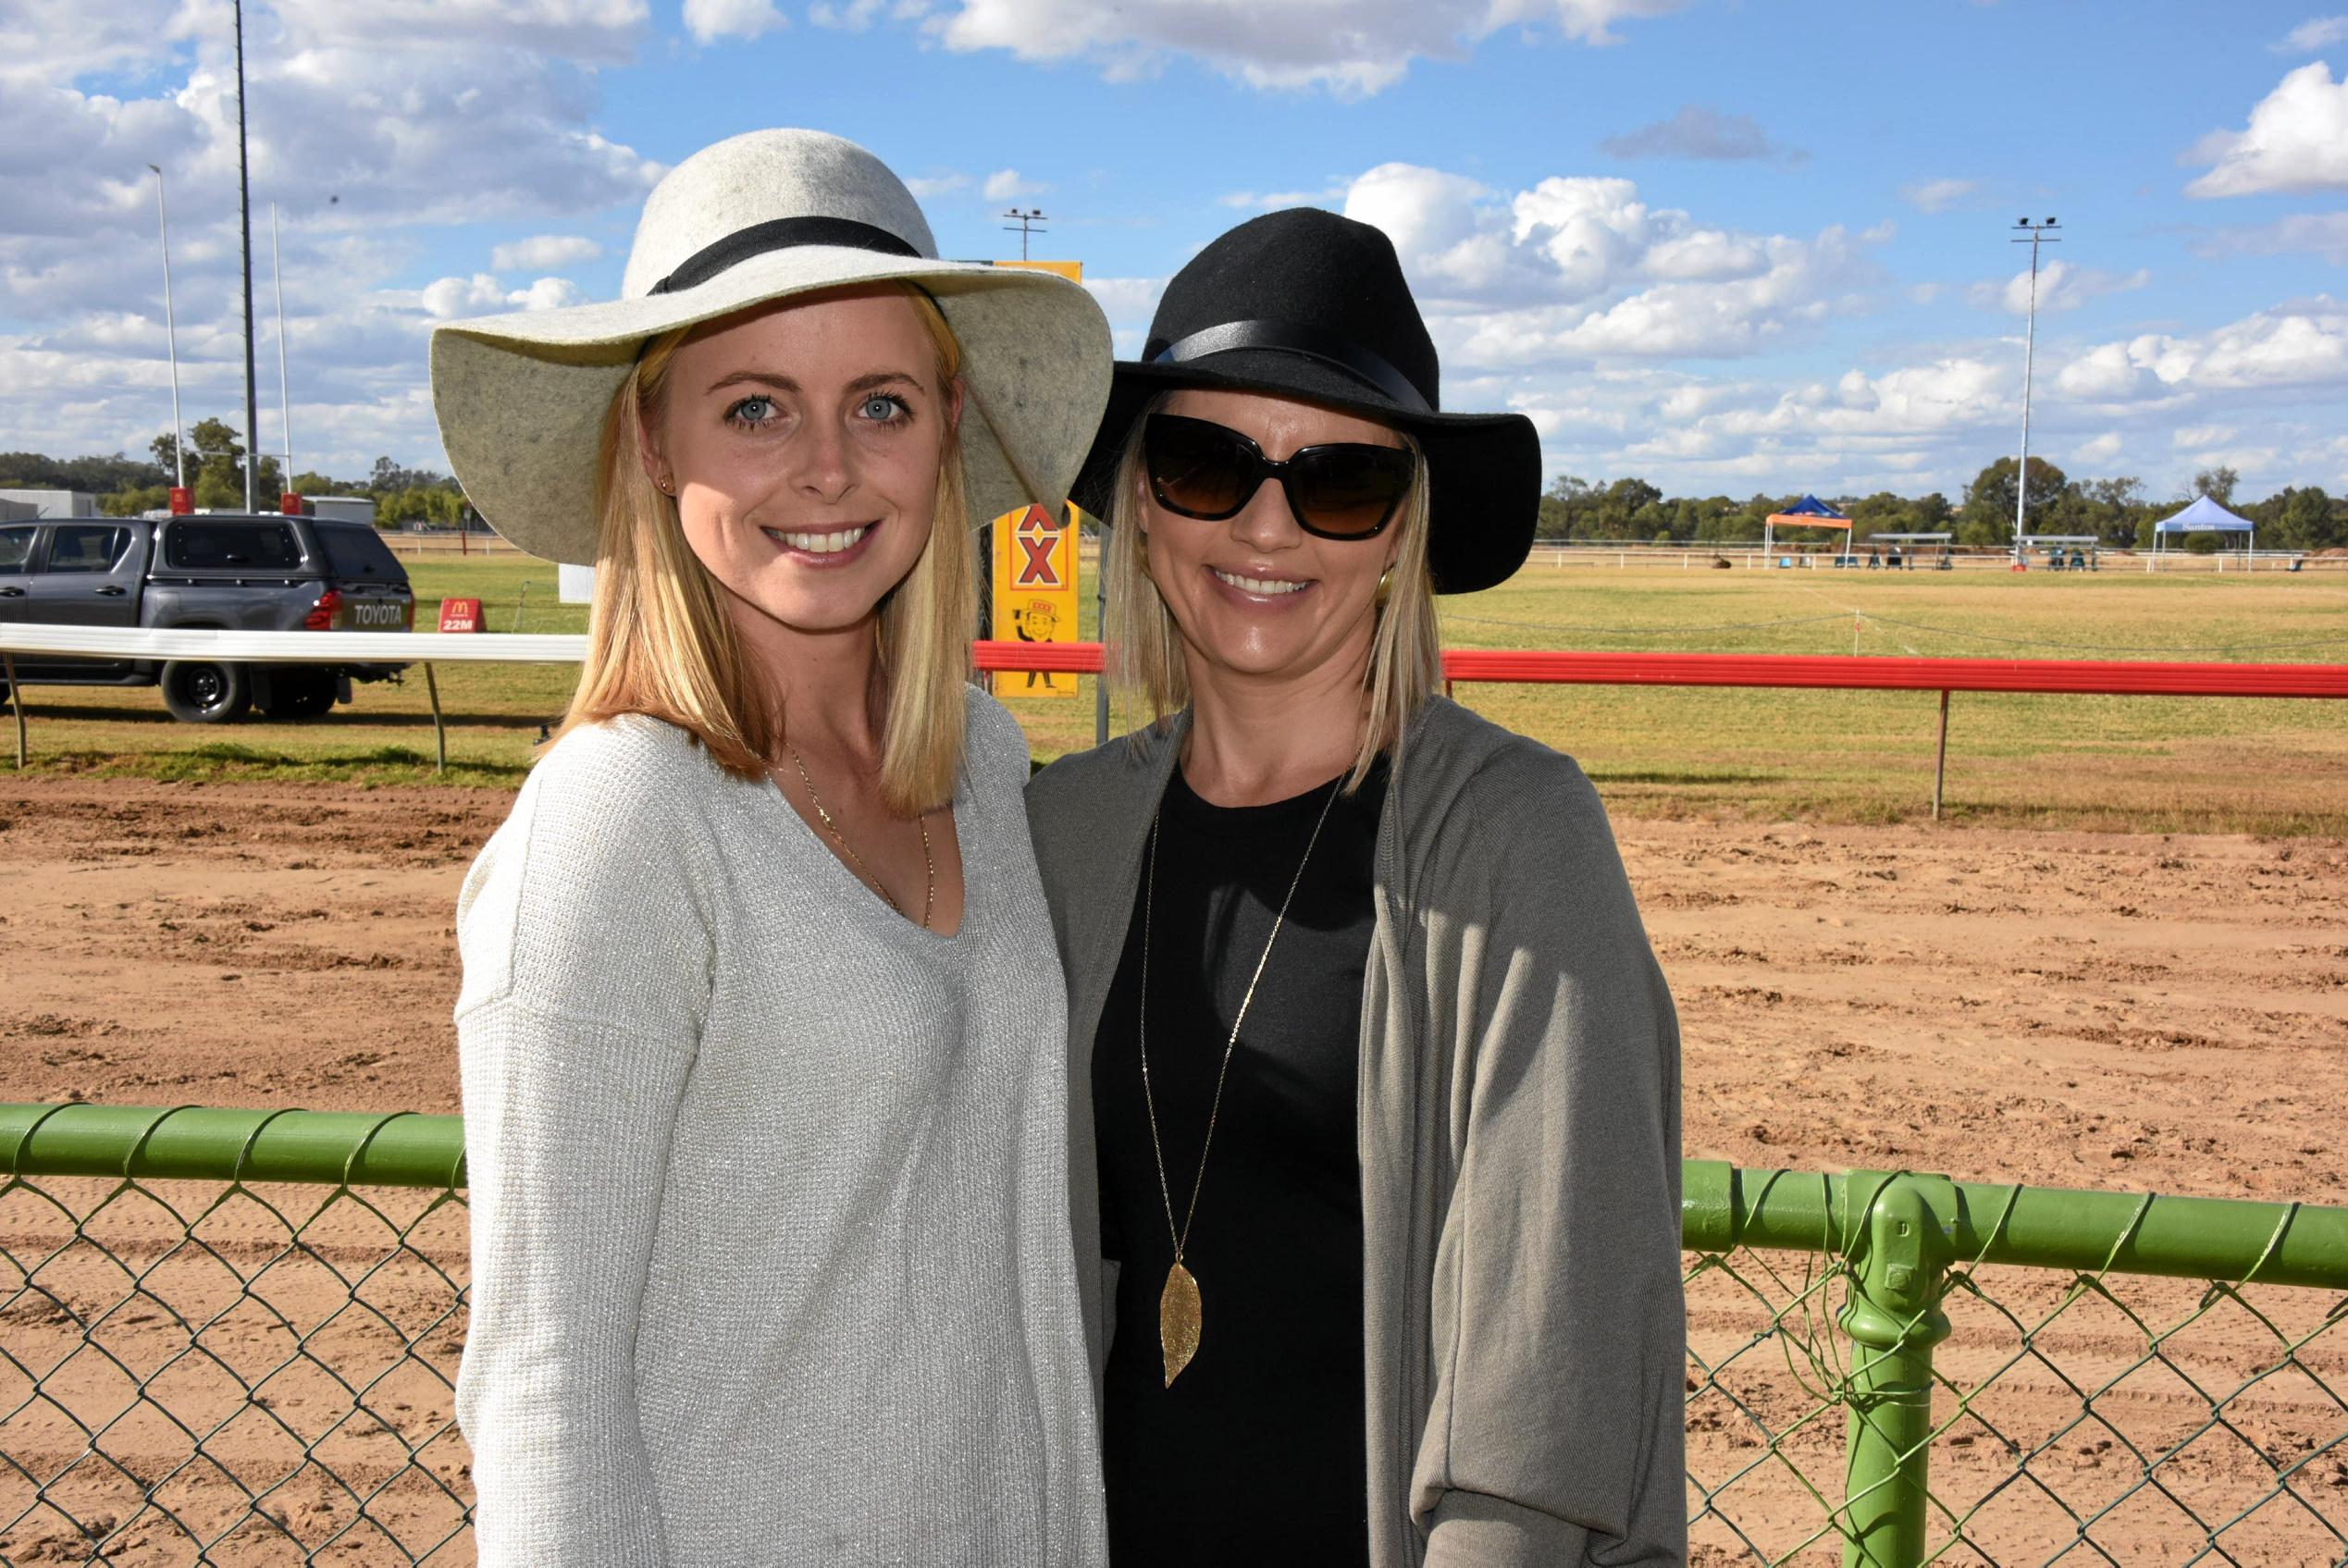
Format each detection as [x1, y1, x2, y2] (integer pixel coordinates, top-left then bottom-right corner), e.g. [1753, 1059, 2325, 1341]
[8, 0, 2348, 500]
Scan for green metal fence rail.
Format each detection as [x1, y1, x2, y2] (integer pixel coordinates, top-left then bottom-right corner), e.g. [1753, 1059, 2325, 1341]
[4, 1105, 2343, 1566]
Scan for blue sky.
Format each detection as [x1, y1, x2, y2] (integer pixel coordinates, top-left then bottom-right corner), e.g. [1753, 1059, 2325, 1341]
[9, 0, 2348, 500]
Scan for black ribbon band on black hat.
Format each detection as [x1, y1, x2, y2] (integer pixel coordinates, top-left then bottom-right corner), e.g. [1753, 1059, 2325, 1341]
[648, 216, 922, 297]
[1152, 319, 1432, 414]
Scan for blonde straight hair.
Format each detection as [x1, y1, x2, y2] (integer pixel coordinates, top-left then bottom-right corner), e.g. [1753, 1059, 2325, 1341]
[560, 284, 976, 816]
[1101, 391, 1440, 791]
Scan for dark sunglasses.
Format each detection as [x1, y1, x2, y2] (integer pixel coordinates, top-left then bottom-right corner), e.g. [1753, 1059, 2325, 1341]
[1142, 413, 1415, 539]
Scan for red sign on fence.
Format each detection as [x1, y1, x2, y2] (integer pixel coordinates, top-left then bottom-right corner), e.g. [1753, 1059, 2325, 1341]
[438, 599, 484, 635]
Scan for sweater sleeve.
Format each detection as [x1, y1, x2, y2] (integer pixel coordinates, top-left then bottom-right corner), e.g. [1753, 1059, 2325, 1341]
[452, 722, 715, 1566]
[1411, 752, 1687, 1568]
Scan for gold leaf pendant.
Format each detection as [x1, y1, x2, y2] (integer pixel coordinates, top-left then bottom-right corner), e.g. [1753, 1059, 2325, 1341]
[1159, 1261, 1202, 1387]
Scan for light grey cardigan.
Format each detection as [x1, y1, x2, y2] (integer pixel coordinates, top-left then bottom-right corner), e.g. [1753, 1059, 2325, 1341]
[1026, 698, 1685, 1567]
[455, 695, 1106, 1566]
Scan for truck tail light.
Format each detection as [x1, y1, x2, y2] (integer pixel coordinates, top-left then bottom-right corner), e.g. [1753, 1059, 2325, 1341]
[304, 589, 343, 631]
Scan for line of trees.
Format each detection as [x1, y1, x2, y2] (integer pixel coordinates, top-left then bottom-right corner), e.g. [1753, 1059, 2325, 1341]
[1540, 459, 2348, 553]
[11, 426, 2348, 553]
[0, 418, 471, 526]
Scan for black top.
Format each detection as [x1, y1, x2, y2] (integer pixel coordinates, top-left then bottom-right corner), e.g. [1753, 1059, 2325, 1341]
[1093, 756, 1387, 1566]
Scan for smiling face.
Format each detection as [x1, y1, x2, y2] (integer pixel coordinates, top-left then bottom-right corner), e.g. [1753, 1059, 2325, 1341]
[1139, 386, 1408, 693]
[643, 286, 960, 648]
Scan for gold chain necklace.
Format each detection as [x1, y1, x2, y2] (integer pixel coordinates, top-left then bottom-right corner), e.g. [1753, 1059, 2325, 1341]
[784, 742, 934, 930]
[1138, 772, 1341, 1388]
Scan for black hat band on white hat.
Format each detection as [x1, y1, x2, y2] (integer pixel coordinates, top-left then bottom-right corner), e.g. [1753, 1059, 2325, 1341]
[1152, 319, 1432, 414]
[649, 216, 922, 297]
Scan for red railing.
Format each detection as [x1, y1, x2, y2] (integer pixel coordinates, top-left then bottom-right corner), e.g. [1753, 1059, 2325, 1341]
[972, 642, 2348, 699]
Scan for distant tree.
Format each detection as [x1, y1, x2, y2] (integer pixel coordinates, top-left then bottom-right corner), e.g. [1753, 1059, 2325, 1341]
[2262, 487, 2341, 551]
[1961, 455, 2067, 536]
[2191, 465, 2240, 506]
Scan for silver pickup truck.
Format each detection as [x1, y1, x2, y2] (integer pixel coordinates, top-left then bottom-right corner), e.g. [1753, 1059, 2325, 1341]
[0, 512, 414, 722]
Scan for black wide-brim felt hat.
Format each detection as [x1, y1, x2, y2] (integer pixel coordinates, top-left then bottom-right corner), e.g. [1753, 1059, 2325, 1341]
[1071, 206, 1539, 595]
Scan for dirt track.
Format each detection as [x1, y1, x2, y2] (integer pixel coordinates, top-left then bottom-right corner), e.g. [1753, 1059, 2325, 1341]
[4, 775, 2342, 1204]
[2, 777, 2343, 1562]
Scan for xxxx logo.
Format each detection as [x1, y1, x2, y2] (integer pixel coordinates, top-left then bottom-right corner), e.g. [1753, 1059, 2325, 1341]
[1011, 504, 1064, 588]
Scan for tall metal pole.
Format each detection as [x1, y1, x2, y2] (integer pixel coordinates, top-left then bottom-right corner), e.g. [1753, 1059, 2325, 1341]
[233, 0, 259, 513]
[2009, 219, 2059, 566]
[271, 202, 292, 501]
[147, 165, 185, 491]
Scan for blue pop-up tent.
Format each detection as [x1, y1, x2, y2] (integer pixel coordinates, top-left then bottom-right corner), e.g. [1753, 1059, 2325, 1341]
[1761, 494, 1851, 560]
[2153, 494, 2255, 554]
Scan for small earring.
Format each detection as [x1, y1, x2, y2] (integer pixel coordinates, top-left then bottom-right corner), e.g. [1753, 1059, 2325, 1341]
[657, 475, 674, 495]
[1375, 567, 1395, 605]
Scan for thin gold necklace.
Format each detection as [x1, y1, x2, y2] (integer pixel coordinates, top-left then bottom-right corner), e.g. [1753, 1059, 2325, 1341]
[1138, 772, 1341, 1388]
[784, 742, 934, 930]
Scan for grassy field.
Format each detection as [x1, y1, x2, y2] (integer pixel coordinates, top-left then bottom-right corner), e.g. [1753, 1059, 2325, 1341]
[6, 555, 2344, 833]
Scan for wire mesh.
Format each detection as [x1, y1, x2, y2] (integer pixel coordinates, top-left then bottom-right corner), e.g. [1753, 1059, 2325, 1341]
[1684, 1241, 2348, 1566]
[0, 1173, 470, 1565]
[3, 1150, 2342, 1566]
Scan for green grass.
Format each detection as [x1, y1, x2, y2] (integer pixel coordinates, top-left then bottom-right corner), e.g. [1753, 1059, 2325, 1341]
[8, 556, 2345, 833]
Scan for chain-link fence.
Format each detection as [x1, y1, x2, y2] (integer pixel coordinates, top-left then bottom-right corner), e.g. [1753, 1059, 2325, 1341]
[6, 1108, 2345, 1567]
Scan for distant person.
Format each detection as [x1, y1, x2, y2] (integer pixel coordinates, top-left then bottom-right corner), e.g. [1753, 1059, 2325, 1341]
[432, 130, 1112, 1564]
[1025, 210, 1685, 1567]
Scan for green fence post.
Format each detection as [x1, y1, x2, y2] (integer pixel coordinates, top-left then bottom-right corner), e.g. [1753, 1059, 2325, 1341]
[1838, 1173, 1955, 1568]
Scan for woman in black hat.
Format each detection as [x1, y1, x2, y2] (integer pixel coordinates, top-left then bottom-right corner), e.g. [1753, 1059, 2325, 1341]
[1026, 209, 1686, 1567]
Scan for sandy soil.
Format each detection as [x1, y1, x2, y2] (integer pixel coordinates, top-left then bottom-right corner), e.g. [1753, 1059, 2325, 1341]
[2, 777, 2342, 1562]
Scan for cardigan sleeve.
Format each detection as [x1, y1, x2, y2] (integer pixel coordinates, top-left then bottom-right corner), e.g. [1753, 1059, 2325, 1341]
[451, 721, 715, 1565]
[1409, 750, 1687, 1568]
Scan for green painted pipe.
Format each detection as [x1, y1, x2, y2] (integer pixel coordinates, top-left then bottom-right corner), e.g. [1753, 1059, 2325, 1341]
[0, 1104, 465, 1189]
[6, 1108, 2342, 1291]
[1684, 1160, 2348, 1290]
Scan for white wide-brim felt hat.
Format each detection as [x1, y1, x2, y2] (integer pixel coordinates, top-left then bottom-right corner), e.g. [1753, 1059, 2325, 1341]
[429, 128, 1112, 566]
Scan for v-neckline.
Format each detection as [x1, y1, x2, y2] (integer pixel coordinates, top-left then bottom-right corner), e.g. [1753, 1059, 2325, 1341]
[762, 771, 971, 943]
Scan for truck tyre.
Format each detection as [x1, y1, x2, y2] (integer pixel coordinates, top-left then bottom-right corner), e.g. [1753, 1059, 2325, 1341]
[259, 665, 336, 720]
[161, 661, 251, 724]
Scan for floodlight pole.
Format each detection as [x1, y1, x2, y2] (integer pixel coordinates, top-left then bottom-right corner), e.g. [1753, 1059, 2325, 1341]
[1002, 208, 1047, 262]
[147, 165, 184, 489]
[272, 203, 293, 495]
[233, 0, 260, 513]
[2010, 218, 2059, 565]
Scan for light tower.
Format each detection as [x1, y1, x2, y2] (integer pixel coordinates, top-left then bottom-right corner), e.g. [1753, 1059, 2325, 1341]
[2010, 216, 2060, 566]
[1001, 207, 1047, 262]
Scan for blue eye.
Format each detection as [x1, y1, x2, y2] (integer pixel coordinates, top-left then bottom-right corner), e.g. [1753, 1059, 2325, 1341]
[859, 393, 911, 424]
[725, 395, 777, 427]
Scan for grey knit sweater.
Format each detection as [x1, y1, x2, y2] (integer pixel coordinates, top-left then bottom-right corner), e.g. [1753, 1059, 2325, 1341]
[453, 691, 1107, 1566]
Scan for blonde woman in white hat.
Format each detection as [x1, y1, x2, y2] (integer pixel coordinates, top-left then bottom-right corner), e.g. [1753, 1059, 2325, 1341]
[432, 130, 1112, 1564]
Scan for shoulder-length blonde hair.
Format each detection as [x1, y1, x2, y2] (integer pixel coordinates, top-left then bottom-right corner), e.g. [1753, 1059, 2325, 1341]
[1101, 391, 1440, 791]
[559, 283, 975, 816]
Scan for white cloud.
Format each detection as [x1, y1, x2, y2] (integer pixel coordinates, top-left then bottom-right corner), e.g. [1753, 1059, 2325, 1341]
[1598, 105, 1800, 163]
[2274, 15, 2348, 50]
[489, 234, 603, 271]
[421, 274, 510, 319]
[982, 168, 1046, 202]
[905, 0, 1687, 96]
[810, 0, 889, 27]
[1081, 275, 1165, 329]
[2184, 62, 2348, 197]
[506, 276, 587, 311]
[2054, 297, 2348, 401]
[683, 0, 785, 41]
[1328, 162, 1885, 363]
[2070, 431, 2123, 465]
[1968, 259, 2151, 315]
[903, 173, 971, 198]
[2189, 211, 2348, 265]
[1217, 185, 1348, 210]
[1900, 178, 1978, 214]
